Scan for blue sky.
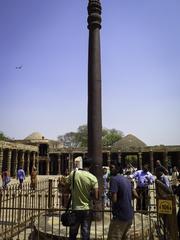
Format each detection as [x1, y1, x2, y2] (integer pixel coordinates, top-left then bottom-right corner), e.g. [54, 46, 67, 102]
[0, 0, 180, 146]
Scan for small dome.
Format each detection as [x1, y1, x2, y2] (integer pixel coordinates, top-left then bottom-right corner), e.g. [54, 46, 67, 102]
[113, 134, 146, 151]
[25, 132, 45, 140]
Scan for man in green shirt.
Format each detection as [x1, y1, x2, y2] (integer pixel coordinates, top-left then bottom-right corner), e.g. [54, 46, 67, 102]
[68, 158, 99, 240]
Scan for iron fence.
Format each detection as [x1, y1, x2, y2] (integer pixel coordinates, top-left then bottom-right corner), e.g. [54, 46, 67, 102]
[0, 178, 178, 240]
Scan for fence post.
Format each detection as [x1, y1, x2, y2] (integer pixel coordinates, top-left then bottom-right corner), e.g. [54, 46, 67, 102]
[48, 179, 53, 210]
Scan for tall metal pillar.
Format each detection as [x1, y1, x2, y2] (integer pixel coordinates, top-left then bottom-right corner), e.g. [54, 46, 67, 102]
[87, 0, 103, 183]
[87, 0, 103, 217]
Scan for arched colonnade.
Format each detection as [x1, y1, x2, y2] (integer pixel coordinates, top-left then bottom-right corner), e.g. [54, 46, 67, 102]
[1, 140, 180, 177]
[0, 141, 38, 177]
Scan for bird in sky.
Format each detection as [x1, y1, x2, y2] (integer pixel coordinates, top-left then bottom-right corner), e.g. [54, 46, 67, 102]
[16, 65, 23, 69]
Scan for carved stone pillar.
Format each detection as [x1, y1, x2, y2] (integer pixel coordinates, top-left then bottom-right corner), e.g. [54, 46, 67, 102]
[36, 153, 39, 174]
[118, 151, 122, 165]
[58, 154, 61, 175]
[83, 152, 86, 159]
[32, 152, 36, 166]
[7, 149, 12, 174]
[177, 152, 180, 169]
[46, 160, 50, 175]
[12, 150, 18, 177]
[0, 148, 3, 175]
[46, 154, 50, 175]
[26, 151, 30, 176]
[15, 150, 18, 177]
[163, 149, 168, 170]
[68, 153, 73, 172]
[107, 151, 111, 167]
[150, 150, 154, 174]
[20, 151, 25, 169]
[138, 152, 142, 170]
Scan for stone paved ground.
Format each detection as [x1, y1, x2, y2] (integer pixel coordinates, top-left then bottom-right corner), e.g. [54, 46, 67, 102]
[12, 228, 32, 240]
[1, 176, 57, 240]
[0, 175, 57, 186]
[33, 211, 159, 240]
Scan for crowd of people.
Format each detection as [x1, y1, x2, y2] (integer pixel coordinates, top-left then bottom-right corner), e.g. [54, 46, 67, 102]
[1, 158, 180, 239]
[58, 158, 180, 240]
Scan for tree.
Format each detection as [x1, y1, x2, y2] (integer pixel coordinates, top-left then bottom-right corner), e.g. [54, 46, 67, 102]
[74, 125, 88, 147]
[58, 125, 124, 148]
[102, 128, 124, 147]
[0, 131, 10, 141]
[57, 132, 77, 147]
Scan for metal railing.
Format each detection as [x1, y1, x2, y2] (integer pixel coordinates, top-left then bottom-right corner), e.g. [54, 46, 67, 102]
[0, 179, 178, 240]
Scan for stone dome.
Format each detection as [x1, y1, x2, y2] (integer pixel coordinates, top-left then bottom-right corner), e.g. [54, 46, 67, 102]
[24, 132, 45, 140]
[113, 134, 146, 151]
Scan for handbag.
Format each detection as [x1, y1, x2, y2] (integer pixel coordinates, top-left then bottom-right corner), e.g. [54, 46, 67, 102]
[61, 210, 77, 226]
[61, 171, 76, 227]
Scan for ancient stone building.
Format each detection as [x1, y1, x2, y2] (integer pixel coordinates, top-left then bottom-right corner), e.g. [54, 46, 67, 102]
[0, 140, 38, 177]
[0, 132, 180, 177]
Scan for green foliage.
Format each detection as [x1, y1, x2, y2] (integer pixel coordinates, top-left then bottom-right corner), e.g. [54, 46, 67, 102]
[57, 132, 77, 147]
[58, 125, 124, 148]
[0, 131, 10, 141]
[102, 128, 123, 147]
[74, 125, 88, 147]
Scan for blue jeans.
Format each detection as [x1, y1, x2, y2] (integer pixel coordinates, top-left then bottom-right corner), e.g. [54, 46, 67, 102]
[69, 210, 92, 240]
